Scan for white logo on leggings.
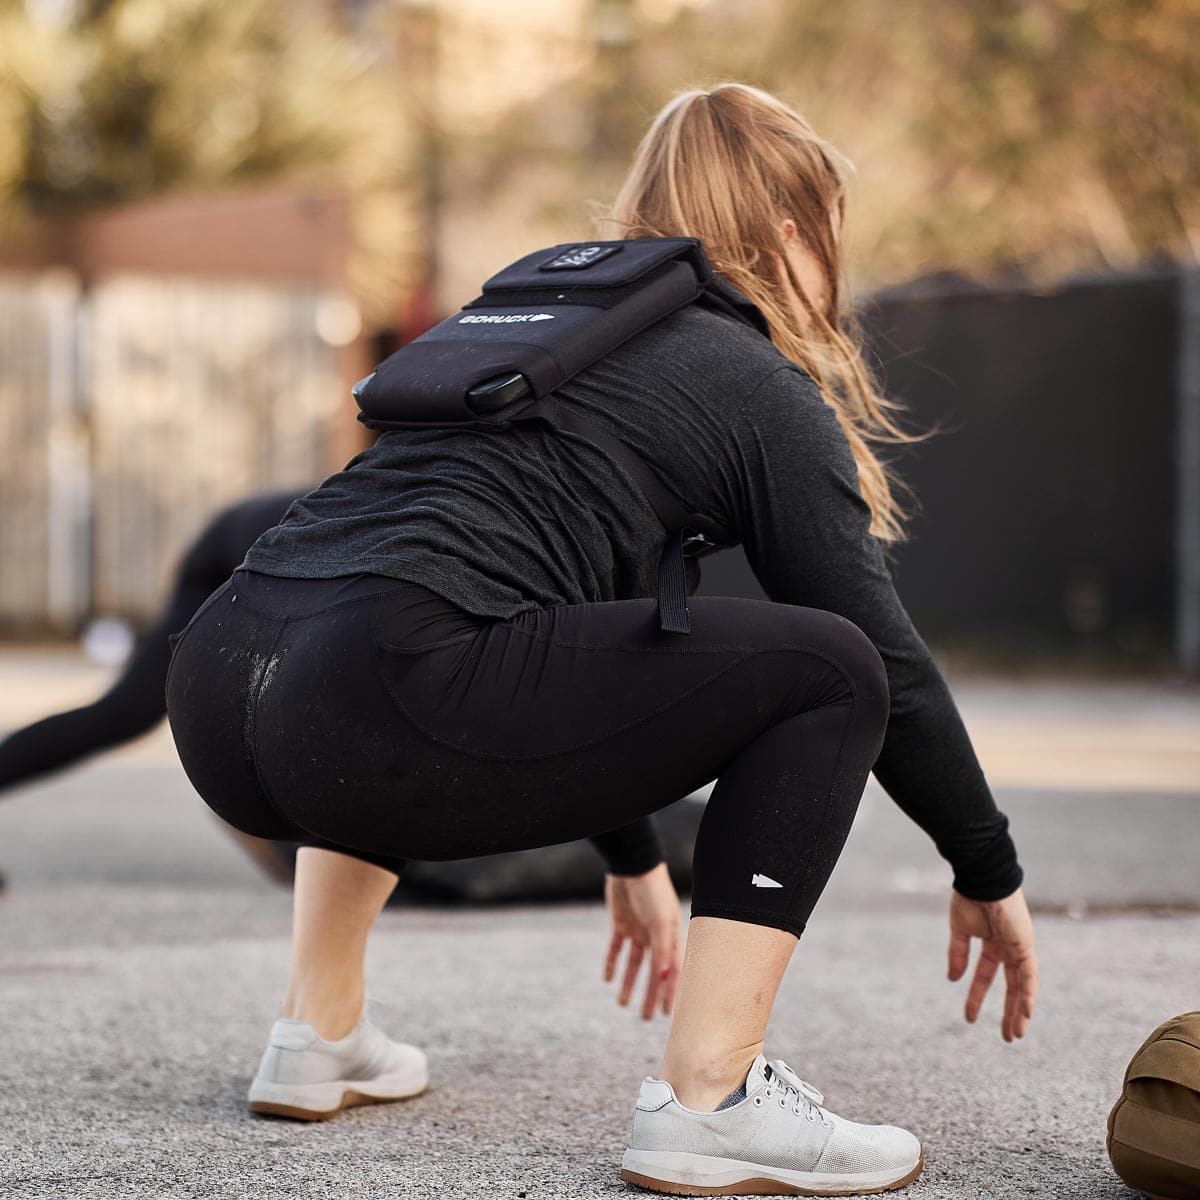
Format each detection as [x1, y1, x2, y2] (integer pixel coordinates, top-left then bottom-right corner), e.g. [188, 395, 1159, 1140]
[752, 873, 783, 888]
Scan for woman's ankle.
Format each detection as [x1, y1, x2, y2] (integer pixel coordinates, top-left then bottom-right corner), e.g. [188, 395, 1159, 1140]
[658, 1041, 763, 1111]
[280, 992, 364, 1042]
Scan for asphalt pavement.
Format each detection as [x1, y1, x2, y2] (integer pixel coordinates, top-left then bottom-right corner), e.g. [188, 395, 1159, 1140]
[0, 662, 1197, 1200]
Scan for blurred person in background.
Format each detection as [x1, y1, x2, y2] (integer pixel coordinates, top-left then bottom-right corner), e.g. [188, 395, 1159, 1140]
[0, 492, 298, 886]
[164, 83, 1038, 1196]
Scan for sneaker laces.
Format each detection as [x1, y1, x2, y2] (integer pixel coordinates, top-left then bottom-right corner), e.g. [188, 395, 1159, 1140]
[762, 1058, 834, 1129]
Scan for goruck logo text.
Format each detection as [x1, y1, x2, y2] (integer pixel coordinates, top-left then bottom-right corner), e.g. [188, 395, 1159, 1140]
[458, 313, 555, 324]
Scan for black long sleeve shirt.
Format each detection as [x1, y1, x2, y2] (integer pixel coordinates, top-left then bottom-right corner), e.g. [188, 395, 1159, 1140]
[246, 279, 1023, 898]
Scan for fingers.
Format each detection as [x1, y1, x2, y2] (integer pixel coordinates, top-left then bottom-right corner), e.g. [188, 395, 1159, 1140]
[1002, 963, 1018, 1042]
[956, 941, 1040, 1040]
[618, 941, 645, 1007]
[641, 959, 664, 1020]
[651, 940, 682, 1018]
[643, 928, 682, 1020]
[947, 929, 970, 982]
[1003, 955, 1039, 1041]
[1002, 966, 1020, 1041]
[1022, 955, 1040, 1026]
[1015, 986, 1037, 1039]
[604, 930, 624, 983]
[964, 949, 1000, 1024]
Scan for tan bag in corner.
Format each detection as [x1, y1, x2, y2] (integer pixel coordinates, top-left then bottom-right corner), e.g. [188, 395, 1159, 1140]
[1107, 1011, 1200, 1200]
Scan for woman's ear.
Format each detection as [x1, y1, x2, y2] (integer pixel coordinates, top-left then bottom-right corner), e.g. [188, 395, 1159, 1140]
[779, 217, 800, 244]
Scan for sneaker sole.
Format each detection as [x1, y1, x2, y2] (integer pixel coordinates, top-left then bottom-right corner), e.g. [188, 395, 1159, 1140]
[247, 1074, 428, 1121]
[620, 1146, 925, 1197]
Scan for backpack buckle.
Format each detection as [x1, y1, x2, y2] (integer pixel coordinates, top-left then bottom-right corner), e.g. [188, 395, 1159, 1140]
[681, 530, 722, 557]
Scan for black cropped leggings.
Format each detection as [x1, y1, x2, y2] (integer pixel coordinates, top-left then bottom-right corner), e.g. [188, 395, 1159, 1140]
[165, 569, 889, 938]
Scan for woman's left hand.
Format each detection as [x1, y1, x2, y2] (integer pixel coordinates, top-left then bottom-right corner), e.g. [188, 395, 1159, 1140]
[948, 885, 1039, 1042]
[603, 861, 684, 1019]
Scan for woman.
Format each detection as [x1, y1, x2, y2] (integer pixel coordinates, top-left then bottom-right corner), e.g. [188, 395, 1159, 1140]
[166, 83, 1038, 1196]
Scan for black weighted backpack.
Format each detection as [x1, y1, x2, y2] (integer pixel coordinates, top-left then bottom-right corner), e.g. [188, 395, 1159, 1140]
[353, 237, 770, 635]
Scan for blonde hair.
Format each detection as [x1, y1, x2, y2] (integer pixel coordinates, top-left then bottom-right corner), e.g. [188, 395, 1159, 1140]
[603, 83, 915, 542]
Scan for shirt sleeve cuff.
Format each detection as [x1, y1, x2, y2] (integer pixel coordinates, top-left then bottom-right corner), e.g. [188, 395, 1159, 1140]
[950, 829, 1025, 901]
[589, 817, 665, 876]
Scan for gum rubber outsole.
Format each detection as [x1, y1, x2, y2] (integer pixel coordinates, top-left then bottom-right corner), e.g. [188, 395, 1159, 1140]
[247, 1083, 428, 1122]
[620, 1148, 924, 1197]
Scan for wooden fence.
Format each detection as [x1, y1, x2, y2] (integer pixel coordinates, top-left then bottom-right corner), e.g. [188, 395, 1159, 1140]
[0, 272, 346, 632]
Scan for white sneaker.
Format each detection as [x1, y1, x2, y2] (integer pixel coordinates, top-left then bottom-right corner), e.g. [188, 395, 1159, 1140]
[246, 1015, 428, 1121]
[621, 1053, 923, 1196]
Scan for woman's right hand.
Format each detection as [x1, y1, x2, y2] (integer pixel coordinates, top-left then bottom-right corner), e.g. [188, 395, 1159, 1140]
[947, 885, 1039, 1042]
[603, 862, 684, 1019]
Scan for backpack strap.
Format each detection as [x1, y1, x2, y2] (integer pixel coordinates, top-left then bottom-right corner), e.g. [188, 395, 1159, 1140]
[542, 396, 723, 633]
[695, 275, 773, 338]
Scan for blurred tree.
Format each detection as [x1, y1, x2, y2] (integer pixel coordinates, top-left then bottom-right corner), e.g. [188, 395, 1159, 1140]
[3, 0, 1193, 293]
[673, 0, 1198, 283]
[0, 0, 398, 212]
[0, 0, 417, 318]
[910, 0, 1198, 279]
[434, 0, 1197, 287]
